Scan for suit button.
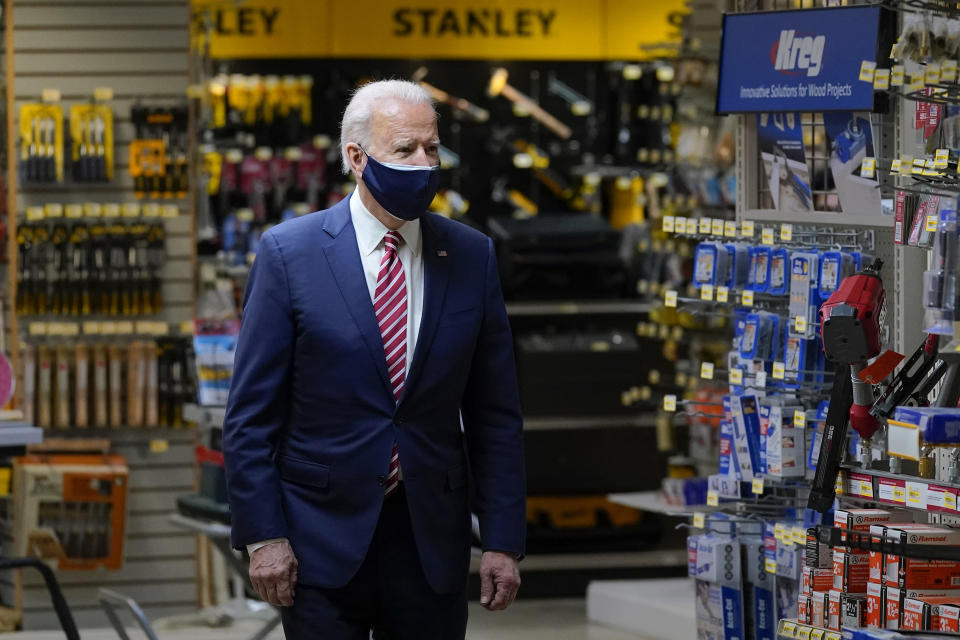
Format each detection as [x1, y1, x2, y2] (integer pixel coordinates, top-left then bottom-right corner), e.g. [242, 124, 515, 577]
[377, 475, 385, 486]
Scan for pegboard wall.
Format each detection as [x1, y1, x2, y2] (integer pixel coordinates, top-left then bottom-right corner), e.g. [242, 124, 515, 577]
[2, 0, 198, 630]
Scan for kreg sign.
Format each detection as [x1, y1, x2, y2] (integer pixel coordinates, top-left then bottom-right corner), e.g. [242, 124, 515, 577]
[718, 6, 883, 113]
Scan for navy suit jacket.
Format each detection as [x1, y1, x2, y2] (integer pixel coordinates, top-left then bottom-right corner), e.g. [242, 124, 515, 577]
[222, 197, 526, 594]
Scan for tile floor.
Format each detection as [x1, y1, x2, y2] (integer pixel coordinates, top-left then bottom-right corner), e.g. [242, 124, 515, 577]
[10, 599, 653, 639]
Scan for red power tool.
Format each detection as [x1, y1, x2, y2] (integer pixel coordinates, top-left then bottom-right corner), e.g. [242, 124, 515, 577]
[809, 259, 885, 513]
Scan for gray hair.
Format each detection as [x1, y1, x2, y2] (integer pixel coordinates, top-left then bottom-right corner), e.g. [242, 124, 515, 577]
[339, 79, 436, 174]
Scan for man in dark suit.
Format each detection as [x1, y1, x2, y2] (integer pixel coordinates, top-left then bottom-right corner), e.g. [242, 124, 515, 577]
[222, 79, 526, 639]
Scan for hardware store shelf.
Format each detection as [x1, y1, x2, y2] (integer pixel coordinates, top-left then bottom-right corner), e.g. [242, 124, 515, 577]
[472, 549, 687, 573]
[0, 424, 42, 448]
[607, 490, 710, 516]
[837, 464, 960, 515]
[777, 619, 841, 640]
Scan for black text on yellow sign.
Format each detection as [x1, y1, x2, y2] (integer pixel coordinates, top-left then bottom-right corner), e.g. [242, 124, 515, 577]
[191, 0, 688, 61]
[392, 8, 557, 38]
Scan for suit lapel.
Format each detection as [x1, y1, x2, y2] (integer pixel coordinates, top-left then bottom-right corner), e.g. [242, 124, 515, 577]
[402, 215, 450, 404]
[320, 200, 393, 400]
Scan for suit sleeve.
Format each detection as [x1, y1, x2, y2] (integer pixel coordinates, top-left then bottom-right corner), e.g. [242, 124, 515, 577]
[223, 231, 295, 550]
[461, 237, 526, 557]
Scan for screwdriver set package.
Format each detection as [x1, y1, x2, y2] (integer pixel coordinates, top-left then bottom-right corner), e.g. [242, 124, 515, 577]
[20, 337, 196, 431]
[207, 74, 314, 146]
[12, 454, 128, 570]
[19, 104, 64, 183]
[129, 105, 188, 199]
[68, 104, 114, 182]
[16, 219, 166, 317]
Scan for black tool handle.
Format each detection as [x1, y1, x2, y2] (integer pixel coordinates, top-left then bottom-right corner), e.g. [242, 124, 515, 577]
[808, 362, 854, 513]
[0, 556, 80, 640]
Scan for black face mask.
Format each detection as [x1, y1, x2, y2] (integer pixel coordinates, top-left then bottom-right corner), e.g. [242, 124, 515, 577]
[360, 148, 440, 221]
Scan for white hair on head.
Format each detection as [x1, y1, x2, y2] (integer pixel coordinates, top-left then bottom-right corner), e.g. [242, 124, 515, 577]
[339, 79, 436, 174]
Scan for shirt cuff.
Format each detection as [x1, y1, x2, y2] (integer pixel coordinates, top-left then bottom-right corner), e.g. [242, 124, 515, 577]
[247, 538, 288, 555]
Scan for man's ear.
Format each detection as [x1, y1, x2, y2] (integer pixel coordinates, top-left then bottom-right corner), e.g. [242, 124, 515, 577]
[347, 143, 366, 175]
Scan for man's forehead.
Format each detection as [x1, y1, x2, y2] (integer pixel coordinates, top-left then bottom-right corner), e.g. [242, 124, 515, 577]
[371, 99, 436, 127]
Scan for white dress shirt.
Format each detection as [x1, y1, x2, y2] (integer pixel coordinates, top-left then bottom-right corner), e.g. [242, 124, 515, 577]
[247, 189, 425, 555]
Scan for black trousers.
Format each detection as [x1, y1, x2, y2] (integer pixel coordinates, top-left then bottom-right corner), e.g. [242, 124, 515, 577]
[280, 487, 468, 640]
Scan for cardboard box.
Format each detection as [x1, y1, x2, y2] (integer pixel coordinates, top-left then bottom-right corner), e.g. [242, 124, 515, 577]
[810, 590, 829, 628]
[743, 537, 776, 640]
[866, 581, 884, 629]
[869, 523, 938, 584]
[901, 597, 927, 631]
[802, 565, 834, 595]
[886, 587, 902, 630]
[765, 404, 805, 477]
[798, 595, 810, 625]
[828, 589, 841, 631]
[841, 593, 867, 629]
[936, 602, 960, 632]
[834, 549, 871, 594]
[884, 587, 960, 631]
[834, 509, 912, 553]
[917, 597, 960, 632]
[884, 526, 960, 590]
[806, 527, 833, 569]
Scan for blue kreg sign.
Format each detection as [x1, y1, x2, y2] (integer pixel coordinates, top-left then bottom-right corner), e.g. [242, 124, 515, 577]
[717, 6, 881, 113]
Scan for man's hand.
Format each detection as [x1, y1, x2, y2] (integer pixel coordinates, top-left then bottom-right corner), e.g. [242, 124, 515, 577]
[479, 551, 520, 611]
[249, 540, 298, 607]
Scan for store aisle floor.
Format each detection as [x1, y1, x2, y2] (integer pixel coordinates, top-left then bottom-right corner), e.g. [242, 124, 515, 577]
[9, 599, 652, 640]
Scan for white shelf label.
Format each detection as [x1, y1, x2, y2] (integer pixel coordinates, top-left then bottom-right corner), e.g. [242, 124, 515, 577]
[741, 290, 754, 307]
[860, 157, 876, 178]
[780, 224, 793, 242]
[740, 220, 755, 238]
[662, 215, 675, 233]
[716, 286, 729, 303]
[700, 284, 714, 302]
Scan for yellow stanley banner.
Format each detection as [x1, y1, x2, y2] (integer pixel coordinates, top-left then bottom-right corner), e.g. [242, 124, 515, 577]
[192, 0, 688, 60]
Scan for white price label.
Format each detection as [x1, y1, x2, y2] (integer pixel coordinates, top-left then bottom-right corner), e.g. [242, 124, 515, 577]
[944, 60, 958, 83]
[740, 220, 755, 238]
[751, 477, 764, 495]
[860, 157, 876, 178]
[859, 60, 877, 82]
[754, 371, 767, 388]
[927, 63, 942, 85]
[891, 65, 905, 86]
[711, 219, 724, 236]
[662, 215, 675, 233]
[910, 71, 925, 91]
[706, 491, 719, 507]
[692, 513, 706, 528]
[729, 369, 743, 385]
[794, 409, 806, 428]
[724, 221, 737, 238]
[699, 218, 711, 234]
[741, 290, 754, 307]
[716, 286, 729, 303]
[761, 228, 775, 245]
[700, 284, 714, 302]
[794, 315, 808, 333]
[700, 362, 715, 380]
[927, 214, 940, 232]
[936, 149, 950, 169]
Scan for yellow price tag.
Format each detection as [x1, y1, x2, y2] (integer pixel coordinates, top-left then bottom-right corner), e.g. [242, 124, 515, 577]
[664, 290, 678, 308]
[797, 628, 811, 640]
[729, 369, 743, 385]
[161, 204, 180, 219]
[908, 484, 925, 506]
[826, 633, 842, 640]
[716, 286, 729, 303]
[82, 321, 101, 335]
[782, 621, 797, 637]
[26, 206, 44, 221]
[116, 321, 134, 335]
[859, 60, 877, 82]
[761, 228, 775, 245]
[860, 157, 876, 178]
[944, 59, 958, 83]
[927, 214, 940, 232]
[765, 558, 777, 574]
[44, 203, 63, 218]
[910, 70, 925, 91]
[700, 362, 715, 380]
[149, 439, 170, 454]
[835, 474, 845, 496]
[780, 224, 793, 242]
[41, 88, 61, 103]
[860, 479, 874, 498]
[0, 468, 11, 497]
[663, 395, 677, 412]
[947, 493, 958, 511]
[912, 158, 926, 175]
[741, 290, 754, 307]
[794, 409, 806, 428]
[65, 204, 84, 219]
[891, 158, 902, 174]
[662, 215, 675, 233]
[740, 220, 755, 238]
[142, 203, 161, 218]
[724, 221, 737, 238]
[711, 219, 724, 236]
[699, 218, 711, 234]
[927, 63, 942, 85]
[936, 149, 950, 169]
[706, 491, 719, 507]
[700, 284, 714, 302]
[752, 477, 765, 495]
[692, 512, 706, 528]
[891, 65, 905, 86]
[93, 86, 114, 101]
[674, 216, 687, 234]
[103, 203, 121, 218]
[122, 203, 141, 218]
[772, 362, 786, 380]
[894, 486, 906, 503]
[873, 68, 890, 90]
[811, 629, 825, 640]
[792, 526, 806, 545]
[794, 315, 808, 333]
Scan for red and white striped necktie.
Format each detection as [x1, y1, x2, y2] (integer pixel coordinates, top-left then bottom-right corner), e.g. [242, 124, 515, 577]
[374, 230, 406, 496]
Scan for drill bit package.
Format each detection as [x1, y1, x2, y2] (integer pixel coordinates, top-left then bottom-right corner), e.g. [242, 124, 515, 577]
[69, 104, 114, 182]
[19, 103, 64, 183]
